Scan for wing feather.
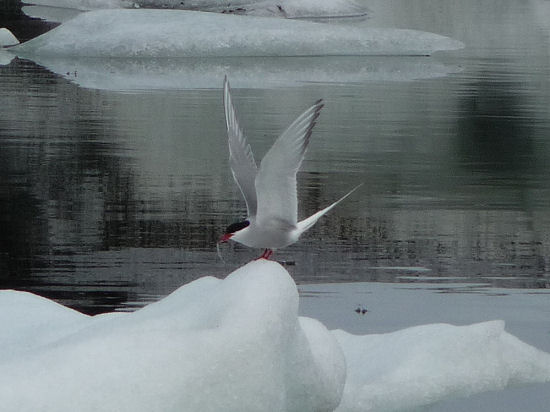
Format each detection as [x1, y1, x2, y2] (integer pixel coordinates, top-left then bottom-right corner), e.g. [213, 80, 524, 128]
[223, 76, 258, 217]
[255, 99, 324, 226]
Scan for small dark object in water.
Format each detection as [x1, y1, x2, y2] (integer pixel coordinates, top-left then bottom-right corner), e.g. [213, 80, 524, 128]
[355, 305, 368, 315]
[280, 260, 295, 266]
[222, 7, 247, 14]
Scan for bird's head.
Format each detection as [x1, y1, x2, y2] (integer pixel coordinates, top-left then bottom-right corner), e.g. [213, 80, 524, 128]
[219, 220, 250, 243]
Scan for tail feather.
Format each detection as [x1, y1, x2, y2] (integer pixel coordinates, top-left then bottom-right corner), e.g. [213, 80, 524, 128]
[296, 183, 363, 235]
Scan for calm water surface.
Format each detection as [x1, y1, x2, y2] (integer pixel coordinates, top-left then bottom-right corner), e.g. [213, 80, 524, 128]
[1, 0, 550, 313]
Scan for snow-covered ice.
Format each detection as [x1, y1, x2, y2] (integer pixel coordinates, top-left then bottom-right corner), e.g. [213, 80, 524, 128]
[0, 260, 346, 412]
[1, 260, 549, 411]
[10, 9, 464, 58]
[335, 321, 550, 411]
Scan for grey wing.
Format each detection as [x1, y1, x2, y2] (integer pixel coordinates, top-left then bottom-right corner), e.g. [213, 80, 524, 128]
[223, 76, 258, 217]
[255, 99, 324, 226]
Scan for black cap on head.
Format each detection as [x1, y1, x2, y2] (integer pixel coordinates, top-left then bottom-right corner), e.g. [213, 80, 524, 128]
[225, 220, 250, 234]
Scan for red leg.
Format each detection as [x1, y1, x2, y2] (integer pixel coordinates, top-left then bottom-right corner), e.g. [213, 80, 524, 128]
[256, 249, 273, 260]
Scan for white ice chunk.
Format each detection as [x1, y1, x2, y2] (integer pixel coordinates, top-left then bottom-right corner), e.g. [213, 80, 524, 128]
[27, 0, 248, 9]
[334, 321, 550, 411]
[2, 261, 549, 412]
[27, 0, 131, 10]
[136, 0, 256, 9]
[11, 9, 464, 58]
[26, 0, 368, 20]
[22, 5, 84, 23]
[0, 260, 346, 412]
[0, 290, 88, 361]
[0, 50, 15, 65]
[244, 0, 369, 20]
[0, 28, 19, 47]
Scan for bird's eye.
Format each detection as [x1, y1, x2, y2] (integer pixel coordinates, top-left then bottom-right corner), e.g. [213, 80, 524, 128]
[225, 220, 250, 234]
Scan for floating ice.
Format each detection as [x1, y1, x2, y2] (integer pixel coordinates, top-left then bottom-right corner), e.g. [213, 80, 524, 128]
[0, 50, 14, 66]
[0, 290, 87, 362]
[25, 0, 368, 20]
[27, 0, 130, 10]
[1, 260, 549, 411]
[242, 0, 369, 20]
[335, 321, 550, 411]
[11, 9, 464, 58]
[0, 260, 346, 412]
[27, 55, 462, 91]
[0, 28, 19, 47]
[21, 5, 84, 23]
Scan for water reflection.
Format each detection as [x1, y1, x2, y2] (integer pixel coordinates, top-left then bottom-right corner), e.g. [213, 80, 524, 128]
[0, 0, 550, 313]
[7, 55, 463, 91]
[457, 74, 536, 174]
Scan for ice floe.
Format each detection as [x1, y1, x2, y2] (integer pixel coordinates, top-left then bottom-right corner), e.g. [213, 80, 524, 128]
[0, 50, 14, 65]
[10, 9, 464, 58]
[1, 260, 549, 411]
[27, 0, 131, 10]
[335, 321, 550, 411]
[24, 0, 369, 20]
[21, 5, 84, 23]
[204, 0, 369, 20]
[0, 261, 346, 412]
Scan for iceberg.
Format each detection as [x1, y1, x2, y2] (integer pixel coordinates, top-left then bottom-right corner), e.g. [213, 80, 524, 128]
[10, 9, 464, 58]
[27, 0, 131, 10]
[335, 321, 550, 411]
[0, 260, 346, 412]
[241, 0, 369, 20]
[1, 260, 549, 411]
[0, 50, 14, 65]
[24, 0, 369, 20]
[21, 5, 84, 23]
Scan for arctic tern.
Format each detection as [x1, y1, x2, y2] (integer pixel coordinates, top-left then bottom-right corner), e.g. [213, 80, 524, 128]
[219, 76, 361, 259]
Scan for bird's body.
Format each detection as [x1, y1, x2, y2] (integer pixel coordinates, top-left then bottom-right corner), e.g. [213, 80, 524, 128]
[230, 216, 299, 250]
[220, 76, 360, 258]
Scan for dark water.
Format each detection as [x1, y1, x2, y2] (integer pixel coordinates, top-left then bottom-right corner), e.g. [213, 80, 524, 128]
[1, 0, 550, 314]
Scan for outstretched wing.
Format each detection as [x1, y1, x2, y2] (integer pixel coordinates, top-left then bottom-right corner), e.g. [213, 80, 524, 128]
[223, 76, 258, 217]
[254, 99, 324, 226]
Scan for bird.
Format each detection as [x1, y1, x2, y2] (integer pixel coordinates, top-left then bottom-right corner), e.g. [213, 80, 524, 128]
[219, 76, 361, 259]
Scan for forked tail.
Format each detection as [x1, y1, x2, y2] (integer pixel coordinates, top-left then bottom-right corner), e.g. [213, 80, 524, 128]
[296, 183, 363, 234]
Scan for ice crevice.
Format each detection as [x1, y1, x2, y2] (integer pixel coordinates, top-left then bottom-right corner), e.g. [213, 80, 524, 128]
[1, 260, 549, 411]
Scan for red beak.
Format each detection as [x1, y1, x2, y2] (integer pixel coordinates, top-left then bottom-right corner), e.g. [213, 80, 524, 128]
[219, 233, 233, 243]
